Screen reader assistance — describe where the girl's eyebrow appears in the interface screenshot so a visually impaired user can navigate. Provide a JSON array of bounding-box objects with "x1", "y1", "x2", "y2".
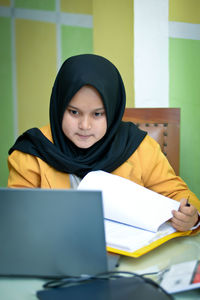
[
  {"x1": 68, "y1": 105, "x2": 105, "y2": 111},
  {"x1": 67, "y1": 105, "x2": 78, "y2": 110},
  {"x1": 93, "y1": 107, "x2": 105, "y2": 111}
]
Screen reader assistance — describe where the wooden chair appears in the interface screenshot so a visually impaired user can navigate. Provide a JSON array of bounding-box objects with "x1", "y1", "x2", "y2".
[{"x1": 123, "y1": 108, "x2": 180, "y2": 175}]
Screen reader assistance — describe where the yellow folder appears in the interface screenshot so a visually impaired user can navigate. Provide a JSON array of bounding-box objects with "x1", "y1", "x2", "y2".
[{"x1": 107, "y1": 230, "x2": 192, "y2": 258}]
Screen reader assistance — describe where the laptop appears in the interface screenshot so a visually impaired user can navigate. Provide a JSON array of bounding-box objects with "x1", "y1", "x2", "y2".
[{"x1": 0, "y1": 188, "x2": 119, "y2": 278}]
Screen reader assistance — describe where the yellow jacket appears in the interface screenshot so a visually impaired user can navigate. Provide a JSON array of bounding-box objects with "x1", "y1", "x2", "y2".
[{"x1": 7, "y1": 124, "x2": 200, "y2": 212}]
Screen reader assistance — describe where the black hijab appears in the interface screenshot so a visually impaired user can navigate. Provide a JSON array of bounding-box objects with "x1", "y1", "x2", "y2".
[{"x1": 9, "y1": 54, "x2": 147, "y2": 178}]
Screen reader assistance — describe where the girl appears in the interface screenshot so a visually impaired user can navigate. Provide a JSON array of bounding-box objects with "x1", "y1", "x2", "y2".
[{"x1": 8, "y1": 54, "x2": 200, "y2": 232}]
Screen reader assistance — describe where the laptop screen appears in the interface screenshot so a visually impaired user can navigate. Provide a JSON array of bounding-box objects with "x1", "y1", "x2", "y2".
[{"x1": 0, "y1": 188, "x2": 108, "y2": 278}]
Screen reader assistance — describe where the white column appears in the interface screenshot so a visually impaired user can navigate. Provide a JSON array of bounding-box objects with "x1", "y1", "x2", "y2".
[{"x1": 134, "y1": 0, "x2": 169, "y2": 107}]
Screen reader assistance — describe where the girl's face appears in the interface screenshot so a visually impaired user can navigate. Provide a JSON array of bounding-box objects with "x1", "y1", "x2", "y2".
[{"x1": 62, "y1": 85, "x2": 107, "y2": 149}]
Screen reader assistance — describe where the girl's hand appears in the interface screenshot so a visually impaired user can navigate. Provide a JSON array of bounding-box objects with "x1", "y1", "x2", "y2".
[{"x1": 171, "y1": 198, "x2": 199, "y2": 231}]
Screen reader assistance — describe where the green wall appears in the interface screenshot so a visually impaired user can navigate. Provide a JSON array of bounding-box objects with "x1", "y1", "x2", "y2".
[
  {"x1": 15, "y1": 0, "x2": 55, "y2": 10},
  {"x1": 0, "y1": 17, "x2": 14, "y2": 187},
  {"x1": 61, "y1": 25, "x2": 93, "y2": 61},
  {"x1": 169, "y1": 38, "x2": 200, "y2": 198}
]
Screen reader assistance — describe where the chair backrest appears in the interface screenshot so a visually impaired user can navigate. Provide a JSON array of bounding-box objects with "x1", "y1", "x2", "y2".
[{"x1": 123, "y1": 108, "x2": 180, "y2": 175}]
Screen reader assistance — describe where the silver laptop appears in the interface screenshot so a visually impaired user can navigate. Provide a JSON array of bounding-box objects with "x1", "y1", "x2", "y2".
[{"x1": 0, "y1": 188, "x2": 118, "y2": 278}]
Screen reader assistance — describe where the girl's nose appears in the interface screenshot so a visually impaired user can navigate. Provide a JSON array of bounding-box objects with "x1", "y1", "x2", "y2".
[{"x1": 79, "y1": 116, "x2": 91, "y2": 130}]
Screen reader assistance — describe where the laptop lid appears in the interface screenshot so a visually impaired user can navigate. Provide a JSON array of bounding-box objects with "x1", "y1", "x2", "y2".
[{"x1": 0, "y1": 188, "x2": 108, "y2": 278}]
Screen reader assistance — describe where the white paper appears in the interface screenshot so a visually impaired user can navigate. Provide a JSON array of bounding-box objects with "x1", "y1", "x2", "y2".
[
  {"x1": 78, "y1": 171, "x2": 179, "y2": 232},
  {"x1": 160, "y1": 260, "x2": 200, "y2": 293},
  {"x1": 104, "y1": 220, "x2": 176, "y2": 253}
]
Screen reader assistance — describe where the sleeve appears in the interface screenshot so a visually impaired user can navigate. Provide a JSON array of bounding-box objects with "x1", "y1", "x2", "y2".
[
  {"x1": 138, "y1": 136, "x2": 200, "y2": 213},
  {"x1": 7, "y1": 150, "x2": 41, "y2": 188}
]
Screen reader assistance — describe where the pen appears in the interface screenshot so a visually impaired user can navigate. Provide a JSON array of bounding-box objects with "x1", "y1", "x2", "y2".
[{"x1": 186, "y1": 195, "x2": 190, "y2": 207}]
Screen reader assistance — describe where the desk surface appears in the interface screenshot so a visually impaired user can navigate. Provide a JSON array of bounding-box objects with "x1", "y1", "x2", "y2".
[{"x1": 1, "y1": 234, "x2": 200, "y2": 300}]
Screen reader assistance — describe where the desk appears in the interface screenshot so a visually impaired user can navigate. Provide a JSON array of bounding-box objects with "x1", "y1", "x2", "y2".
[{"x1": 1, "y1": 234, "x2": 200, "y2": 300}]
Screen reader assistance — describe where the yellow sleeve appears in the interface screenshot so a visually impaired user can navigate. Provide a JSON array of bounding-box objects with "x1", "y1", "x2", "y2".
[
  {"x1": 7, "y1": 150, "x2": 41, "y2": 188},
  {"x1": 137, "y1": 136, "x2": 200, "y2": 212}
]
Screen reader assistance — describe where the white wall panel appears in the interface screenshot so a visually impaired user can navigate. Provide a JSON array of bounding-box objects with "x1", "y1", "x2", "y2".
[{"x1": 134, "y1": 0, "x2": 169, "y2": 107}]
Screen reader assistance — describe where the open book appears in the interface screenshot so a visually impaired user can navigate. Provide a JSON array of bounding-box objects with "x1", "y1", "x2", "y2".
[{"x1": 78, "y1": 171, "x2": 192, "y2": 257}]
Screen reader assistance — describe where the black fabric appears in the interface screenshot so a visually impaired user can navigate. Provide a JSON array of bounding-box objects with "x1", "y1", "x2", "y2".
[{"x1": 9, "y1": 54, "x2": 147, "y2": 178}]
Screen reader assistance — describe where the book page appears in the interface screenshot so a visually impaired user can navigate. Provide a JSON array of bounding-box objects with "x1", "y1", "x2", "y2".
[
  {"x1": 104, "y1": 219, "x2": 176, "y2": 253},
  {"x1": 78, "y1": 170, "x2": 180, "y2": 232}
]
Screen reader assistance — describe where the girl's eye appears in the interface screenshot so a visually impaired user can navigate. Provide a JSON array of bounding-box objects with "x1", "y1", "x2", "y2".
[
  {"x1": 94, "y1": 111, "x2": 104, "y2": 117},
  {"x1": 69, "y1": 109, "x2": 79, "y2": 115}
]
